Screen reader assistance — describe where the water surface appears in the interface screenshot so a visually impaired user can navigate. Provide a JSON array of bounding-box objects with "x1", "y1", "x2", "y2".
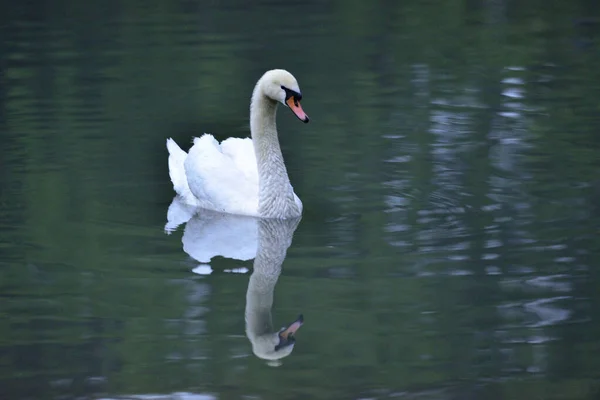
[{"x1": 1, "y1": 1, "x2": 600, "y2": 399}]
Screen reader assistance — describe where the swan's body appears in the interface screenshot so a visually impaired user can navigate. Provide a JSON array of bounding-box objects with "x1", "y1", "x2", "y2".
[{"x1": 167, "y1": 69, "x2": 309, "y2": 219}]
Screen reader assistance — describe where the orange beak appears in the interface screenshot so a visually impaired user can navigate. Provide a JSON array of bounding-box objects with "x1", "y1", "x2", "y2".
[{"x1": 286, "y1": 97, "x2": 309, "y2": 123}]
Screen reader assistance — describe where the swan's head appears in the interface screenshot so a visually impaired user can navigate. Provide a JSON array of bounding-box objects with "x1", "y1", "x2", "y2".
[
  {"x1": 249, "y1": 314, "x2": 304, "y2": 363},
  {"x1": 259, "y1": 69, "x2": 309, "y2": 123}
]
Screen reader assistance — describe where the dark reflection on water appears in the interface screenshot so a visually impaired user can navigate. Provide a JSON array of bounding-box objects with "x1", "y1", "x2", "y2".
[{"x1": 1, "y1": 0, "x2": 600, "y2": 399}]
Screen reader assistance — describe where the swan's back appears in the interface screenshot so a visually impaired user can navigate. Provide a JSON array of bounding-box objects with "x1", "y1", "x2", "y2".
[
  {"x1": 220, "y1": 137, "x2": 259, "y2": 184},
  {"x1": 182, "y1": 134, "x2": 260, "y2": 216}
]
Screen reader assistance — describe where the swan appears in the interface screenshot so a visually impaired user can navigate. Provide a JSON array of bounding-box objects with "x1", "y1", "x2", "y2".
[
  {"x1": 166, "y1": 69, "x2": 310, "y2": 219},
  {"x1": 166, "y1": 196, "x2": 304, "y2": 364}
]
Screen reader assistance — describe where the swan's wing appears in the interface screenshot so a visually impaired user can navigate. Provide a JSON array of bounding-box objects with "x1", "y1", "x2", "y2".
[
  {"x1": 184, "y1": 134, "x2": 259, "y2": 215},
  {"x1": 220, "y1": 137, "x2": 259, "y2": 185}
]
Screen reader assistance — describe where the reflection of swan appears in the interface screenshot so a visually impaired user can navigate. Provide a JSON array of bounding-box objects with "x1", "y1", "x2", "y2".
[
  {"x1": 166, "y1": 197, "x2": 304, "y2": 364},
  {"x1": 166, "y1": 69, "x2": 310, "y2": 219}
]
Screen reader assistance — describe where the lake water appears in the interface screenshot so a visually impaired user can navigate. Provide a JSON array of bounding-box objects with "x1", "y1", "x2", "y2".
[{"x1": 1, "y1": 1, "x2": 600, "y2": 399}]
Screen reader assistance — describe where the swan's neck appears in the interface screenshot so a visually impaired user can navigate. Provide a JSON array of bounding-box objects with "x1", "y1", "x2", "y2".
[{"x1": 250, "y1": 88, "x2": 300, "y2": 218}]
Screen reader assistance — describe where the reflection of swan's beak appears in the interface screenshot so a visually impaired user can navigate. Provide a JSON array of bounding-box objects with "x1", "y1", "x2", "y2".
[
  {"x1": 275, "y1": 314, "x2": 304, "y2": 351},
  {"x1": 280, "y1": 314, "x2": 304, "y2": 339},
  {"x1": 286, "y1": 97, "x2": 309, "y2": 123}
]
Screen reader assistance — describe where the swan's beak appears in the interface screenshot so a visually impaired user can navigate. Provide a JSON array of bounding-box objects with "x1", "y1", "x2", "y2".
[
  {"x1": 286, "y1": 97, "x2": 309, "y2": 123},
  {"x1": 279, "y1": 314, "x2": 304, "y2": 340}
]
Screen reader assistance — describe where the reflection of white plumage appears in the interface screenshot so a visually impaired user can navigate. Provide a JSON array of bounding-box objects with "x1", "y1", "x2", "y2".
[
  {"x1": 166, "y1": 199, "x2": 260, "y2": 263},
  {"x1": 166, "y1": 69, "x2": 309, "y2": 219},
  {"x1": 165, "y1": 197, "x2": 304, "y2": 364}
]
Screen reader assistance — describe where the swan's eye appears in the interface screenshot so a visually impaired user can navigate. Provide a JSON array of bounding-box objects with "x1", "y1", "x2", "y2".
[{"x1": 281, "y1": 85, "x2": 302, "y2": 102}]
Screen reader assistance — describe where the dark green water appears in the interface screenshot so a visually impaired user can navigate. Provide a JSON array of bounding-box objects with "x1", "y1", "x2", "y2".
[{"x1": 1, "y1": 1, "x2": 600, "y2": 399}]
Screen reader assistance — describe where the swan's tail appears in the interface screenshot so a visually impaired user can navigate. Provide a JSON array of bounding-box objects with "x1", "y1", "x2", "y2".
[{"x1": 166, "y1": 138, "x2": 200, "y2": 206}]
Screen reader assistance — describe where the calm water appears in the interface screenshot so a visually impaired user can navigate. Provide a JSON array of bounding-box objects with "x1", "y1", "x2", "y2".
[{"x1": 1, "y1": 1, "x2": 600, "y2": 399}]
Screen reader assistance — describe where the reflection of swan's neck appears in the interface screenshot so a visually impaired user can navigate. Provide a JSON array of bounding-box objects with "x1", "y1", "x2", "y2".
[
  {"x1": 245, "y1": 218, "x2": 300, "y2": 361},
  {"x1": 250, "y1": 85, "x2": 299, "y2": 218},
  {"x1": 245, "y1": 220, "x2": 291, "y2": 338},
  {"x1": 245, "y1": 264, "x2": 279, "y2": 344}
]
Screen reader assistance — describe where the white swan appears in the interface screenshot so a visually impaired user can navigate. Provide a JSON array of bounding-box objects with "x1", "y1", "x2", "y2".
[
  {"x1": 166, "y1": 69, "x2": 309, "y2": 219},
  {"x1": 166, "y1": 196, "x2": 304, "y2": 364}
]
